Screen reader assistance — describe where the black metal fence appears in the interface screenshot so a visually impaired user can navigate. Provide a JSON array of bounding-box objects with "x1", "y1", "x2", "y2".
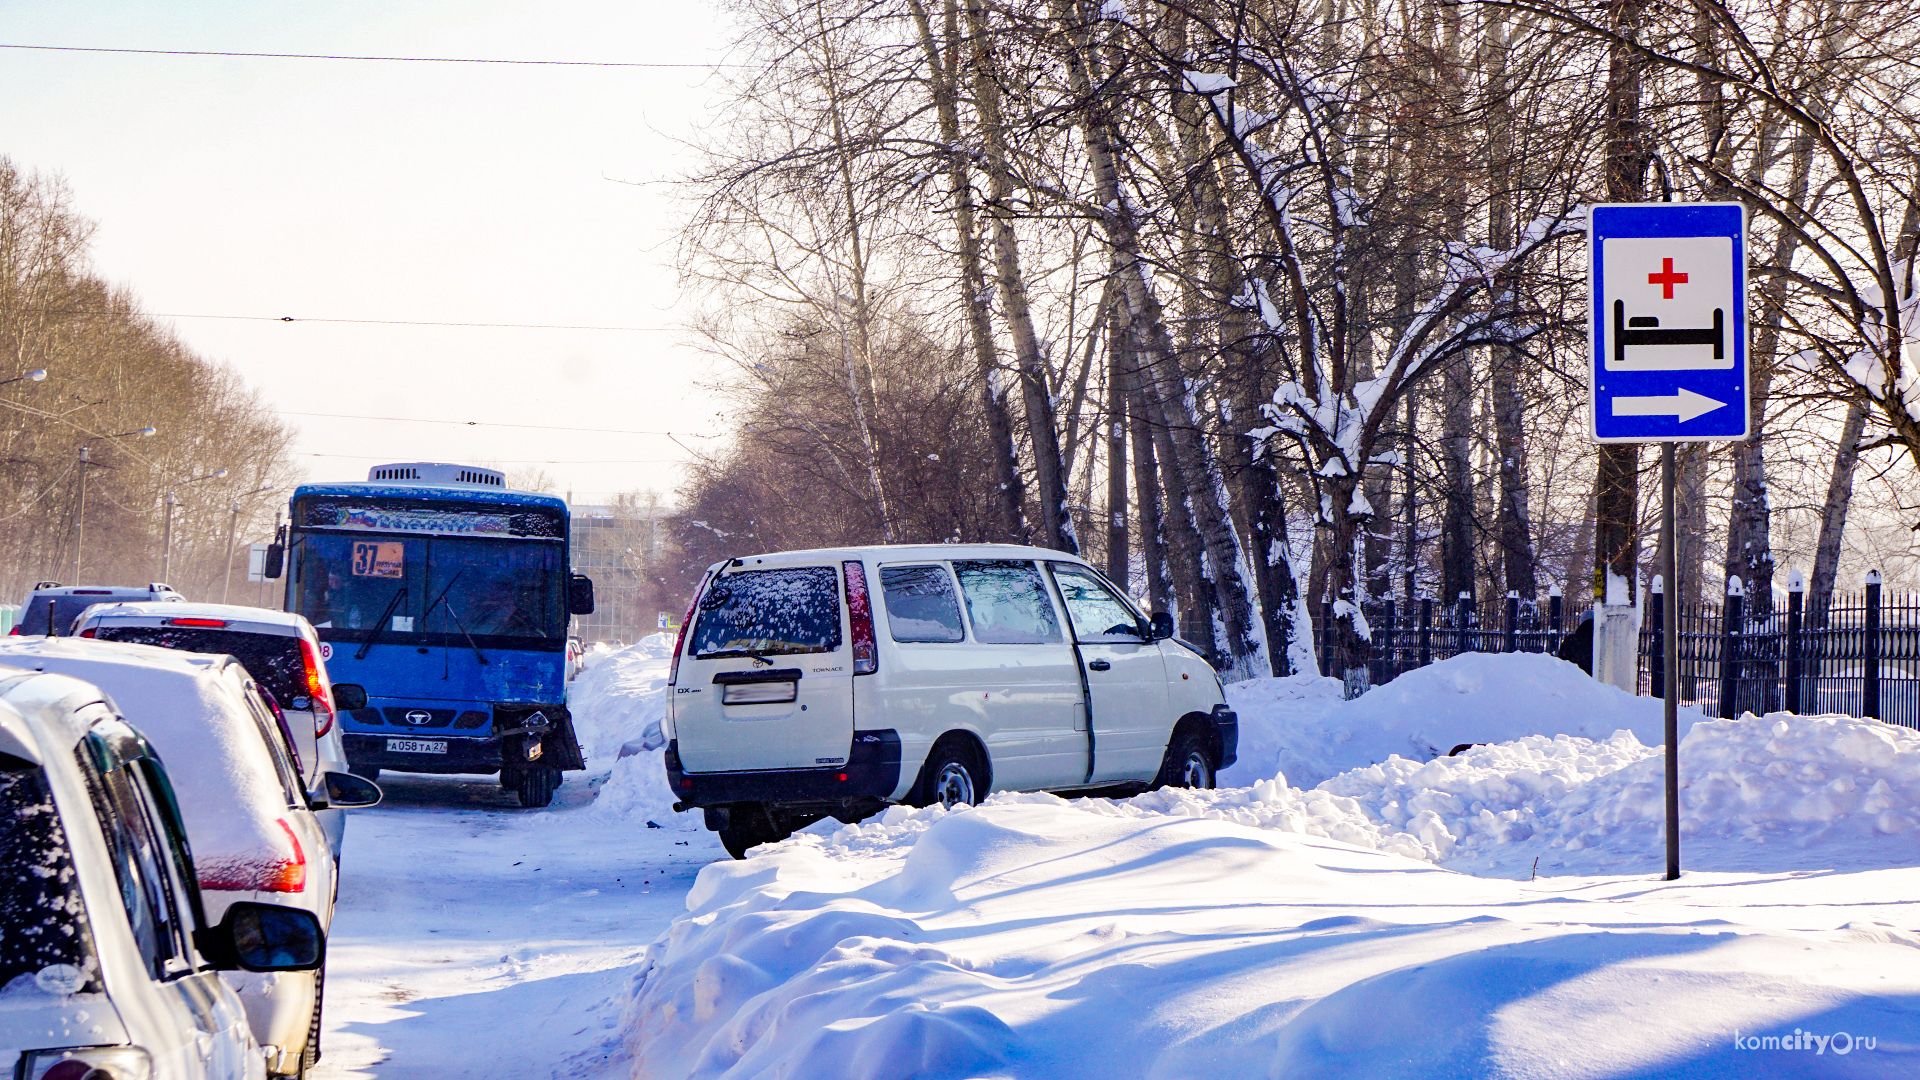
[{"x1": 1313, "y1": 576, "x2": 1919, "y2": 729}]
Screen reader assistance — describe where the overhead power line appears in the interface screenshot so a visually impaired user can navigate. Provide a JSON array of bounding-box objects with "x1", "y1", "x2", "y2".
[
  {"x1": 29, "y1": 309, "x2": 683, "y2": 332},
  {"x1": 0, "y1": 42, "x2": 742, "y2": 68},
  {"x1": 280, "y1": 410, "x2": 715, "y2": 438}
]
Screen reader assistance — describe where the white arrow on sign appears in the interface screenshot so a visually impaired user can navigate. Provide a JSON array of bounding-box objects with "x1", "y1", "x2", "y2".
[{"x1": 1610, "y1": 387, "x2": 1728, "y2": 423}]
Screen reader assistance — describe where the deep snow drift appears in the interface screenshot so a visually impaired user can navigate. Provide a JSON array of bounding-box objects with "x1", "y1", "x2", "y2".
[
  {"x1": 567, "y1": 634, "x2": 703, "y2": 831},
  {"x1": 606, "y1": 651, "x2": 1920, "y2": 1079},
  {"x1": 1222, "y1": 650, "x2": 1708, "y2": 788}
]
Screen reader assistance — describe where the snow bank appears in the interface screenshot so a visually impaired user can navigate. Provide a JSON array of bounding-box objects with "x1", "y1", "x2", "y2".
[
  {"x1": 567, "y1": 633, "x2": 675, "y2": 764},
  {"x1": 623, "y1": 799, "x2": 1920, "y2": 1080},
  {"x1": 1223, "y1": 651, "x2": 1707, "y2": 788},
  {"x1": 565, "y1": 633, "x2": 702, "y2": 830}
]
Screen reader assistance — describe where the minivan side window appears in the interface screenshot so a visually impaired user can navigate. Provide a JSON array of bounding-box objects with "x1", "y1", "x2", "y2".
[
  {"x1": 879, "y1": 565, "x2": 966, "y2": 643},
  {"x1": 952, "y1": 561, "x2": 1062, "y2": 644},
  {"x1": 691, "y1": 566, "x2": 844, "y2": 658},
  {"x1": 1050, "y1": 564, "x2": 1148, "y2": 643}
]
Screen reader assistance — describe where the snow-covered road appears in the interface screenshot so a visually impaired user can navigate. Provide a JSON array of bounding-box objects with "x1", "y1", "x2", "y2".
[{"x1": 309, "y1": 771, "x2": 723, "y2": 1080}]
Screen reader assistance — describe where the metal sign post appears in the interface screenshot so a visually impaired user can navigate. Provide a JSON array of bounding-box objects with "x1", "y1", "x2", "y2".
[{"x1": 1589, "y1": 202, "x2": 1749, "y2": 880}]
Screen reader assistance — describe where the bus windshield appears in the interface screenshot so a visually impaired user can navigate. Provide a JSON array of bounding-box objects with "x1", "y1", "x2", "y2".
[{"x1": 292, "y1": 532, "x2": 566, "y2": 644}]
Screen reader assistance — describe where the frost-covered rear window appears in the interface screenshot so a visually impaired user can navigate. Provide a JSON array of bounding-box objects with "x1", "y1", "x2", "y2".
[
  {"x1": 880, "y1": 565, "x2": 965, "y2": 643},
  {"x1": 93, "y1": 627, "x2": 304, "y2": 705},
  {"x1": 691, "y1": 567, "x2": 843, "y2": 658},
  {"x1": 953, "y1": 561, "x2": 1062, "y2": 645},
  {"x1": 1, "y1": 755, "x2": 100, "y2": 997}
]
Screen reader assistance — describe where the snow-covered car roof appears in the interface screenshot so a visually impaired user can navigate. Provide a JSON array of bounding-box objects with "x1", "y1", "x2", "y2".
[
  {"x1": 0, "y1": 666, "x2": 108, "y2": 765},
  {"x1": 75, "y1": 602, "x2": 311, "y2": 638},
  {"x1": 0, "y1": 637, "x2": 300, "y2": 885}
]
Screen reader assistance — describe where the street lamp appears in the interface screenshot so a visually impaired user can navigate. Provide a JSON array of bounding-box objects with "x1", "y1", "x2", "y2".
[
  {"x1": 222, "y1": 485, "x2": 277, "y2": 604},
  {"x1": 0, "y1": 369, "x2": 48, "y2": 388},
  {"x1": 160, "y1": 468, "x2": 228, "y2": 586},
  {"x1": 73, "y1": 426, "x2": 158, "y2": 584}
]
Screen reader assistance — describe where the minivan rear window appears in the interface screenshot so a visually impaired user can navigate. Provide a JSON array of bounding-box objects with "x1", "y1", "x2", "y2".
[
  {"x1": 91, "y1": 627, "x2": 305, "y2": 706},
  {"x1": 1, "y1": 755, "x2": 100, "y2": 996},
  {"x1": 691, "y1": 567, "x2": 843, "y2": 658}
]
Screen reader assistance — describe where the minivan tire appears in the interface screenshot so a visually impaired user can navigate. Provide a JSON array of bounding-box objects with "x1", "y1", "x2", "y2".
[
  {"x1": 1155, "y1": 727, "x2": 1216, "y2": 790},
  {"x1": 515, "y1": 767, "x2": 559, "y2": 808},
  {"x1": 718, "y1": 802, "x2": 787, "y2": 859},
  {"x1": 913, "y1": 740, "x2": 984, "y2": 809}
]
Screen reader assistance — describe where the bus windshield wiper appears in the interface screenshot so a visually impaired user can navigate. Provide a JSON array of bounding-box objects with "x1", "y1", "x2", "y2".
[
  {"x1": 439, "y1": 599, "x2": 490, "y2": 666},
  {"x1": 355, "y1": 586, "x2": 410, "y2": 660}
]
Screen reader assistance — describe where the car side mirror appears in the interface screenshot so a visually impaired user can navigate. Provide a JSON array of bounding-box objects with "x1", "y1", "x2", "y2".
[
  {"x1": 332, "y1": 683, "x2": 368, "y2": 711},
  {"x1": 317, "y1": 770, "x2": 382, "y2": 810},
  {"x1": 196, "y1": 901, "x2": 324, "y2": 972},
  {"x1": 263, "y1": 542, "x2": 284, "y2": 579},
  {"x1": 1149, "y1": 611, "x2": 1175, "y2": 641},
  {"x1": 569, "y1": 574, "x2": 596, "y2": 616}
]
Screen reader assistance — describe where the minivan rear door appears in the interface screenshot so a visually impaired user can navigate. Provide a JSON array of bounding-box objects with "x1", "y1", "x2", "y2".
[{"x1": 672, "y1": 564, "x2": 855, "y2": 773}]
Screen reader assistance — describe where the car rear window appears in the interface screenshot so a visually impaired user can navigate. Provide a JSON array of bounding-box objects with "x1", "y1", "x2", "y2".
[
  {"x1": 1, "y1": 754, "x2": 101, "y2": 996},
  {"x1": 19, "y1": 596, "x2": 121, "y2": 637},
  {"x1": 92, "y1": 627, "x2": 305, "y2": 705},
  {"x1": 691, "y1": 567, "x2": 843, "y2": 658}
]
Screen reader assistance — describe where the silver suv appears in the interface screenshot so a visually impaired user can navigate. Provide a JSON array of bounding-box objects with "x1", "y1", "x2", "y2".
[{"x1": 13, "y1": 582, "x2": 184, "y2": 636}]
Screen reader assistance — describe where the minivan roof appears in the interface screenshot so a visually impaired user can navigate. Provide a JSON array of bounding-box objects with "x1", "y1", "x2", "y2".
[
  {"x1": 77, "y1": 602, "x2": 306, "y2": 636},
  {"x1": 711, "y1": 543, "x2": 1094, "y2": 569}
]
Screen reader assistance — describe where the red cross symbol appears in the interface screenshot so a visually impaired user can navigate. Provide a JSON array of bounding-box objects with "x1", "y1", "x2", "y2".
[{"x1": 1647, "y1": 257, "x2": 1688, "y2": 298}]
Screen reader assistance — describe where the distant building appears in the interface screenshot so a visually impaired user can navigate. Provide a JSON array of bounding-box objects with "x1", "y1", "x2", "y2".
[{"x1": 568, "y1": 496, "x2": 672, "y2": 645}]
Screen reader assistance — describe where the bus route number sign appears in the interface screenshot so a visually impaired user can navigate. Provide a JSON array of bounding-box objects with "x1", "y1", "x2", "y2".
[{"x1": 351, "y1": 541, "x2": 405, "y2": 578}]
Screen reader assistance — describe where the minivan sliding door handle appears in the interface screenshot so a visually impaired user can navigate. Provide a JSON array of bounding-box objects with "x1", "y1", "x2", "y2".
[{"x1": 1086, "y1": 659, "x2": 1111, "y2": 671}]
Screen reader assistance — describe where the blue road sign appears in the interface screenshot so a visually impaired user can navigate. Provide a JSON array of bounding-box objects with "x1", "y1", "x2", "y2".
[{"x1": 1589, "y1": 203, "x2": 1749, "y2": 443}]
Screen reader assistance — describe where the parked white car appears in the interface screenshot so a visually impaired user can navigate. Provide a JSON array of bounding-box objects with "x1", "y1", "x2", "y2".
[
  {"x1": 664, "y1": 544, "x2": 1237, "y2": 856},
  {"x1": 0, "y1": 639, "x2": 376, "y2": 1079},
  {"x1": 0, "y1": 665, "x2": 326, "y2": 1080},
  {"x1": 72, "y1": 604, "x2": 351, "y2": 859},
  {"x1": 10, "y1": 583, "x2": 184, "y2": 637}
]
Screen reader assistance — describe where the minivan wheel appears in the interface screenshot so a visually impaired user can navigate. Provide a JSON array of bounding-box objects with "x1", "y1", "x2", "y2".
[
  {"x1": 1155, "y1": 728, "x2": 1215, "y2": 790},
  {"x1": 717, "y1": 802, "x2": 788, "y2": 859},
  {"x1": 515, "y1": 767, "x2": 558, "y2": 808},
  {"x1": 915, "y1": 742, "x2": 982, "y2": 809}
]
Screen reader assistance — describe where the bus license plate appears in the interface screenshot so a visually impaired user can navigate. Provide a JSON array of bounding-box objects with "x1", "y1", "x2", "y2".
[{"x1": 387, "y1": 738, "x2": 447, "y2": 754}]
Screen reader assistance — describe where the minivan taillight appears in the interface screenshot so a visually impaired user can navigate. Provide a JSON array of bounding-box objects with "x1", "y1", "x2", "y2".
[
  {"x1": 843, "y1": 561, "x2": 876, "y2": 675},
  {"x1": 668, "y1": 571, "x2": 711, "y2": 686},
  {"x1": 298, "y1": 637, "x2": 336, "y2": 735},
  {"x1": 77, "y1": 627, "x2": 96, "y2": 638}
]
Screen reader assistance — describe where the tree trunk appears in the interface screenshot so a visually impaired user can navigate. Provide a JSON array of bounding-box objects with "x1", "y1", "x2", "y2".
[
  {"x1": 1105, "y1": 297, "x2": 1129, "y2": 586},
  {"x1": 1053, "y1": 0, "x2": 1265, "y2": 678},
  {"x1": 906, "y1": 0, "x2": 1025, "y2": 543},
  {"x1": 1484, "y1": 3, "x2": 1535, "y2": 601},
  {"x1": 1593, "y1": 0, "x2": 1649, "y2": 605},
  {"x1": 1807, "y1": 400, "x2": 1866, "y2": 624},
  {"x1": 1675, "y1": 443, "x2": 1707, "y2": 607},
  {"x1": 966, "y1": 1, "x2": 1075, "y2": 553},
  {"x1": 1439, "y1": 353, "x2": 1475, "y2": 601},
  {"x1": 1127, "y1": 362, "x2": 1171, "y2": 615}
]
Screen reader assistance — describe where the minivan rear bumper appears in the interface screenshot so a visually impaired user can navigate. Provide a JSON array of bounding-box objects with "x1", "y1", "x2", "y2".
[
  {"x1": 1212, "y1": 704, "x2": 1239, "y2": 770},
  {"x1": 666, "y1": 729, "x2": 901, "y2": 809}
]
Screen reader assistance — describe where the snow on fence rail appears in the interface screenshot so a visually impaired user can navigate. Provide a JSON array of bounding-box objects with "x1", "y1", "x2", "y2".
[{"x1": 1316, "y1": 573, "x2": 1919, "y2": 729}]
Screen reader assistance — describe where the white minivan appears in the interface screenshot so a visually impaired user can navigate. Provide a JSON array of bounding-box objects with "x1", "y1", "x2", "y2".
[{"x1": 664, "y1": 544, "x2": 1237, "y2": 856}]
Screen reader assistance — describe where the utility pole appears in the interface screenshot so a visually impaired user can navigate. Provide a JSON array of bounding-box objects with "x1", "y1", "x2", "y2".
[
  {"x1": 73, "y1": 446, "x2": 90, "y2": 584},
  {"x1": 222, "y1": 502, "x2": 241, "y2": 604},
  {"x1": 161, "y1": 491, "x2": 175, "y2": 584}
]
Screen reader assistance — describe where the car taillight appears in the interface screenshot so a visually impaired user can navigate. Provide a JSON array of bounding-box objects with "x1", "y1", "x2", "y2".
[
  {"x1": 843, "y1": 560, "x2": 876, "y2": 675},
  {"x1": 668, "y1": 571, "x2": 711, "y2": 687},
  {"x1": 299, "y1": 637, "x2": 335, "y2": 735},
  {"x1": 21, "y1": 1046, "x2": 153, "y2": 1080},
  {"x1": 6, "y1": 626, "x2": 18, "y2": 635},
  {"x1": 166, "y1": 617, "x2": 229, "y2": 628},
  {"x1": 202, "y1": 819, "x2": 307, "y2": 893},
  {"x1": 77, "y1": 627, "x2": 96, "y2": 638}
]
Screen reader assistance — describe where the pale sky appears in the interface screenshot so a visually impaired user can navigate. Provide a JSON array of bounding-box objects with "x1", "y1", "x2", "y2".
[{"x1": 0, "y1": 0, "x2": 734, "y2": 503}]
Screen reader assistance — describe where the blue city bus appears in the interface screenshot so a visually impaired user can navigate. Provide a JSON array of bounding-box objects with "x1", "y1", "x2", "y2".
[{"x1": 266, "y1": 463, "x2": 595, "y2": 807}]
